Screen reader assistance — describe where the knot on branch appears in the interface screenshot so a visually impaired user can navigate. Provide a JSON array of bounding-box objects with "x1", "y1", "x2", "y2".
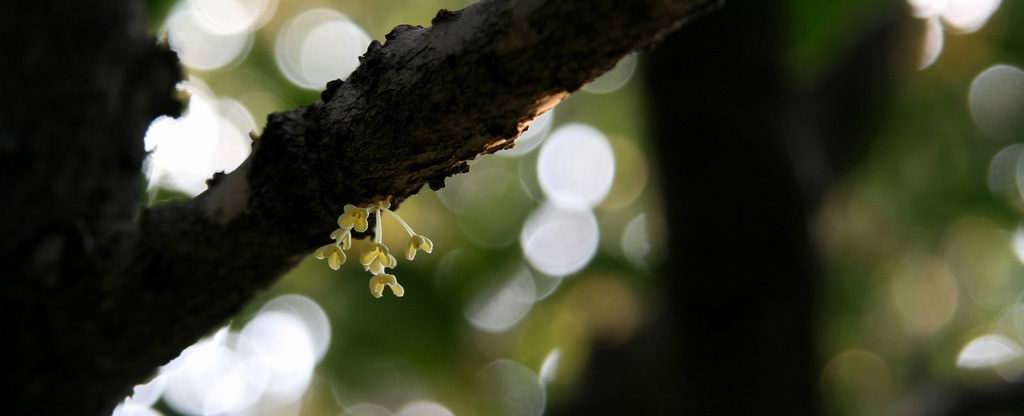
[
  {"x1": 358, "y1": 40, "x2": 385, "y2": 69},
  {"x1": 205, "y1": 171, "x2": 227, "y2": 188},
  {"x1": 428, "y1": 161, "x2": 469, "y2": 191},
  {"x1": 321, "y1": 79, "x2": 344, "y2": 103},
  {"x1": 432, "y1": 9, "x2": 461, "y2": 25},
  {"x1": 385, "y1": 24, "x2": 424, "y2": 42}
]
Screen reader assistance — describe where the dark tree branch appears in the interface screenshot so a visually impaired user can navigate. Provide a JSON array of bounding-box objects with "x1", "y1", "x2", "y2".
[{"x1": 2, "y1": 0, "x2": 719, "y2": 414}]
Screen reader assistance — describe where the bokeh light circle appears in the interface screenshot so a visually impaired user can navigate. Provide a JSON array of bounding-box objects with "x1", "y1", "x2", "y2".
[
  {"x1": 239, "y1": 311, "x2": 317, "y2": 400},
  {"x1": 466, "y1": 268, "x2": 537, "y2": 332},
  {"x1": 520, "y1": 204, "x2": 600, "y2": 277},
  {"x1": 165, "y1": 7, "x2": 253, "y2": 71},
  {"x1": 941, "y1": 0, "x2": 1002, "y2": 33},
  {"x1": 918, "y1": 18, "x2": 944, "y2": 70},
  {"x1": 621, "y1": 213, "x2": 651, "y2": 268},
  {"x1": 396, "y1": 401, "x2": 455, "y2": 416},
  {"x1": 970, "y1": 64, "x2": 1024, "y2": 141},
  {"x1": 907, "y1": 0, "x2": 950, "y2": 18},
  {"x1": 143, "y1": 79, "x2": 255, "y2": 196},
  {"x1": 537, "y1": 124, "x2": 615, "y2": 210},
  {"x1": 437, "y1": 159, "x2": 533, "y2": 247},
  {"x1": 112, "y1": 403, "x2": 164, "y2": 416},
  {"x1": 343, "y1": 403, "x2": 394, "y2": 416},
  {"x1": 476, "y1": 360, "x2": 546, "y2": 416},
  {"x1": 957, "y1": 334, "x2": 1024, "y2": 380},
  {"x1": 259, "y1": 294, "x2": 332, "y2": 362},
  {"x1": 276, "y1": 9, "x2": 372, "y2": 90},
  {"x1": 188, "y1": 0, "x2": 277, "y2": 35},
  {"x1": 582, "y1": 54, "x2": 638, "y2": 94}
]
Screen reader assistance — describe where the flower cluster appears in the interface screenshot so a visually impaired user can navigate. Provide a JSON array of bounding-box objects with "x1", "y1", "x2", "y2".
[{"x1": 314, "y1": 199, "x2": 433, "y2": 298}]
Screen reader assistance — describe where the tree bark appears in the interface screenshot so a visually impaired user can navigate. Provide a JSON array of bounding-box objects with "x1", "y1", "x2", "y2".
[{"x1": 1, "y1": 0, "x2": 719, "y2": 414}]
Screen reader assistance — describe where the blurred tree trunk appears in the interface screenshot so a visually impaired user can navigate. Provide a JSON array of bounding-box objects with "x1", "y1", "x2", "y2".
[
  {"x1": 555, "y1": 4, "x2": 819, "y2": 414},
  {"x1": 557, "y1": 0, "x2": 908, "y2": 414},
  {"x1": 647, "y1": 1, "x2": 821, "y2": 413},
  {"x1": 1, "y1": 2, "x2": 183, "y2": 415}
]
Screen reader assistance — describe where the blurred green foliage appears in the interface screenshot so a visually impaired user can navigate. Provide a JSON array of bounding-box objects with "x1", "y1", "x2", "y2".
[{"x1": 803, "y1": 2, "x2": 1024, "y2": 415}]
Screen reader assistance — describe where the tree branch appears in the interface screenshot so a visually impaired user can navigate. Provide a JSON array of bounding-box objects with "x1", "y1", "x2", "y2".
[{"x1": 3, "y1": 0, "x2": 720, "y2": 413}]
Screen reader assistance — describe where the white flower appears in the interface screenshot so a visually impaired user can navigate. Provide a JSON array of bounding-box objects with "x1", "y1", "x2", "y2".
[
  {"x1": 330, "y1": 227, "x2": 352, "y2": 250},
  {"x1": 369, "y1": 274, "x2": 404, "y2": 298},
  {"x1": 405, "y1": 234, "x2": 433, "y2": 261},
  {"x1": 338, "y1": 204, "x2": 370, "y2": 232},
  {"x1": 360, "y1": 242, "x2": 397, "y2": 275},
  {"x1": 314, "y1": 243, "x2": 346, "y2": 270},
  {"x1": 314, "y1": 197, "x2": 436, "y2": 298}
]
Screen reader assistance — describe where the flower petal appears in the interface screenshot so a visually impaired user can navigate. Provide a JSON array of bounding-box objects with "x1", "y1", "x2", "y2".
[
  {"x1": 314, "y1": 244, "x2": 337, "y2": 259},
  {"x1": 360, "y1": 245, "x2": 380, "y2": 266},
  {"x1": 339, "y1": 215, "x2": 355, "y2": 229},
  {"x1": 328, "y1": 251, "x2": 345, "y2": 270},
  {"x1": 387, "y1": 281, "x2": 405, "y2": 297},
  {"x1": 368, "y1": 260, "x2": 385, "y2": 275},
  {"x1": 340, "y1": 232, "x2": 352, "y2": 250},
  {"x1": 406, "y1": 242, "x2": 417, "y2": 261},
  {"x1": 405, "y1": 235, "x2": 434, "y2": 260},
  {"x1": 369, "y1": 279, "x2": 385, "y2": 298},
  {"x1": 369, "y1": 274, "x2": 398, "y2": 298},
  {"x1": 418, "y1": 236, "x2": 434, "y2": 253},
  {"x1": 340, "y1": 205, "x2": 371, "y2": 232}
]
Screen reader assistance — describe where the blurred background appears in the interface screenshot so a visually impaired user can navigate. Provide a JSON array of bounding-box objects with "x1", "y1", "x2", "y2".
[{"x1": 118, "y1": 0, "x2": 1024, "y2": 415}]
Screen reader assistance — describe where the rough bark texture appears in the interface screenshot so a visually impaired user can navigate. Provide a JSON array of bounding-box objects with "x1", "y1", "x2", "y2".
[{"x1": 1, "y1": 0, "x2": 719, "y2": 414}]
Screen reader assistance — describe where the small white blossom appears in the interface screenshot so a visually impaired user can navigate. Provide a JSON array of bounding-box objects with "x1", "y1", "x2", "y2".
[
  {"x1": 405, "y1": 234, "x2": 433, "y2": 261},
  {"x1": 314, "y1": 243, "x2": 346, "y2": 270},
  {"x1": 330, "y1": 227, "x2": 352, "y2": 250},
  {"x1": 313, "y1": 197, "x2": 435, "y2": 298},
  {"x1": 369, "y1": 274, "x2": 404, "y2": 298},
  {"x1": 360, "y1": 242, "x2": 397, "y2": 276},
  {"x1": 338, "y1": 204, "x2": 370, "y2": 232}
]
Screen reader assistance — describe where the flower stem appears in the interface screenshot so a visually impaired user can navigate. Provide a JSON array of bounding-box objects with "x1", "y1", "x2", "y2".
[
  {"x1": 375, "y1": 209, "x2": 384, "y2": 243},
  {"x1": 384, "y1": 208, "x2": 416, "y2": 236}
]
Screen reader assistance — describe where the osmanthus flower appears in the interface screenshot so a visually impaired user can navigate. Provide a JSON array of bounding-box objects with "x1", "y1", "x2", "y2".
[
  {"x1": 406, "y1": 234, "x2": 433, "y2": 261},
  {"x1": 369, "y1": 274, "x2": 404, "y2": 298},
  {"x1": 313, "y1": 198, "x2": 434, "y2": 298},
  {"x1": 338, "y1": 204, "x2": 370, "y2": 232},
  {"x1": 360, "y1": 242, "x2": 397, "y2": 276},
  {"x1": 314, "y1": 243, "x2": 346, "y2": 270},
  {"x1": 330, "y1": 227, "x2": 352, "y2": 250}
]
